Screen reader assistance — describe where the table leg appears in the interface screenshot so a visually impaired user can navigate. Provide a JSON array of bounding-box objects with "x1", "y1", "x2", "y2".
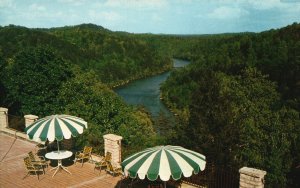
[
  {"x1": 52, "y1": 164, "x2": 61, "y2": 177},
  {"x1": 61, "y1": 165, "x2": 72, "y2": 174},
  {"x1": 50, "y1": 166, "x2": 59, "y2": 171},
  {"x1": 51, "y1": 159, "x2": 72, "y2": 177}
]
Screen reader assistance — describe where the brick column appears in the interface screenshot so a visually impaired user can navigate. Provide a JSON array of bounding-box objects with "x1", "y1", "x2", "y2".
[
  {"x1": 103, "y1": 134, "x2": 123, "y2": 164},
  {"x1": 239, "y1": 167, "x2": 267, "y2": 188},
  {"x1": 0, "y1": 107, "x2": 8, "y2": 130},
  {"x1": 24, "y1": 114, "x2": 39, "y2": 127}
]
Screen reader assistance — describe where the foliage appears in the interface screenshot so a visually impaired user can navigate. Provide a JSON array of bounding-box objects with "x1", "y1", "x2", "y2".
[
  {"x1": 0, "y1": 24, "x2": 172, "y2": 87},
  {"x1": 185, "y1": 68, "x2": 298, "y2": 186},
  {"x1": 1, "y1": 46, "x2": 74, "y2": 116},
  {"x1": 57, "y1": 70, "x2": 156, "y2": 157},
  {"x1": 1, "y1": 22, "x2": 299, "y2": 186},
  {"x1": 0, "y1": 44, "x2": 157, "y2": 157},
  {"x1": 161, "y1": 23, "x2": 300, "y2": 187},
  {"x1": 45, "y1": 24, "x2": 173, "y2": 86},
  {"x1": 0, "y1": 49, "x2": 6, "y2": 105},
  {"x1": 0, "y1": 24, "x2": 167, "y2": 157}
]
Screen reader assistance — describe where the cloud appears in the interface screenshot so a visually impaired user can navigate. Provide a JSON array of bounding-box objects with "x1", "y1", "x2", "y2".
[
  {"x1": 208, "y1": 6, "x2": 249, "y2": 20},
  {"x1": 29, "y1": 4, "x2": 46, "y2": 11},
  {"x1": 89, "y1": 10, "x2": 123, "y2": 22},
  {"x1": 104, "y1": 0, "x2": 168, "y2": 9},
  {"x1": 243, "y1": 0, "x2": 300, "y2": 20},
  {"x1": 245, "y1": 0, "x2": 300, "y2": 10},
  {"x1": 246, "y1": 0, "x2": 282, "y2": 10},
  {"x1": 57, "y1": 0, "x2": 86, "y2": 6},
  {"x1": 152, "y1": 14, "x2": 163, "y2": 22},
  {"x1": 281, "y1": 0, "x2": 300, "y2": 2},
  {"x1": 0, "y1": 0, "x2": 13, "y2": 8}
]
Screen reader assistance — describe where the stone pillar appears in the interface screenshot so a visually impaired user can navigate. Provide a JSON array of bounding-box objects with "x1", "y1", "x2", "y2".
[
  {"x1": 103, "y1": 134, "x2": 123, "y2": 164},
  {"x1": 239, "y1": 167, "x2": 267, "y2": 188},
  {"x1": 0, "y1": 107, "x2": 8, "y2": 130},
  {"x1": 24, "y1": 114, "x2": 39, "y2": 127}
]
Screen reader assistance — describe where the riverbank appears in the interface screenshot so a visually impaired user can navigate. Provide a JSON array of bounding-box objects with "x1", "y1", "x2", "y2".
[
  {"x1": 114, "y1": 59, "x2": 190, "y2": 117},
  {"x1": 111, "y1": 66, "x2": 172, "y2": 89},
  {"x1": 112, "y1": 58, "x2": 189, "y2": 89},
  {"x1": 110, "y1": 60, "x2": 173, "y2": 89}
]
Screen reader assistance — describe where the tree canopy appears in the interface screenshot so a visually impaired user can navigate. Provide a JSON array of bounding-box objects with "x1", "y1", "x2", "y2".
[
  {"x1": 160, "y1": 23, "x2": 300, "y2": 187},
  {"x1": 0, "y1": 22, "x2": 299, "y2": 187},
  {"x1": 1, "y1": 47, "x2": 74, "y2": 116}
]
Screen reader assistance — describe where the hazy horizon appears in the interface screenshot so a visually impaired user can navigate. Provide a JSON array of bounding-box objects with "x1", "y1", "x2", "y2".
[{"x1": 1, "y1": 0, "x2": 300, "y2": 35}]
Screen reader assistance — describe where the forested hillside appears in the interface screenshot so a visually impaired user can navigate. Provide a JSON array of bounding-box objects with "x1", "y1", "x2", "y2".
[
  {"x1": 46, "y1": 24, "x2": 172, "y2": 85},
  {"x1": 0, "y1": 24, "x2": 172, "y2": 87},
  {"x1": 0, "y1": 24, "x2": 171, "y2": 158},
  {"x1": 0, "y1": 22, "x2": 299, "y2": 187},
  {"x1": 161, "y1": 23, "x2": 300, "y2": 187}
]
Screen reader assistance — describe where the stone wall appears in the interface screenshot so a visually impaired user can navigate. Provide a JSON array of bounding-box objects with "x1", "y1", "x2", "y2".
[{"x1": 239, "y1": 167, "x2": 266, "y2": 188}]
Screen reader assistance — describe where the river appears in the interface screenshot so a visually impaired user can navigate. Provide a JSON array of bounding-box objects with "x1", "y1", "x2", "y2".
[{"x1": 114, "y1": 59, "x2": 190, "y2": 117}]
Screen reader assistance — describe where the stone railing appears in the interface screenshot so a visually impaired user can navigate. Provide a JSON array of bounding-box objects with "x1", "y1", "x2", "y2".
[
  {"x1": 2, "y1": 107, "x2": 269, "y2": 184},
  {"x1": 0, "y1": 107, "x2": 31, "y2": 140},
  {"x1": 239, "y1": 167, "x2": 267, "y2": 188},
  {"x1": 1, "y1": 107, "x2": 123, "y2": 164}
]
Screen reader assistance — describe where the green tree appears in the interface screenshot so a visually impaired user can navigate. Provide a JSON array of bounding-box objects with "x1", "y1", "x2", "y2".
[
  {"x1": 184, "y1": 68, "x2": 298, "y2": 187},
  {"x1": 58, "y1": 71, "x2": 156, "y2": 157},
  {"x1": 1, "y1": 46, "x2": 73, "y2": 116},
  {"x1": 0, "y1": 48, "x2": 7, "y2": 105}
]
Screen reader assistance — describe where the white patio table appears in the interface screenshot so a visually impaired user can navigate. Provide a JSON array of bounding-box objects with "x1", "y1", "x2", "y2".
[{"x1": 45, "y1": 150, "x2": 73, "y2": 177}]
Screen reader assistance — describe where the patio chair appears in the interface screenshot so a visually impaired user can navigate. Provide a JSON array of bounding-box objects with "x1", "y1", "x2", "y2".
[
  {"x1": 23, "y1": 156, "x2": 44, "y2": 180},
  {"x1": 74, "y1": 146, "x2": 93, "y2": 167},
  {"x1": 94, "y1": 151, "x2": 112, "y2": 174},
  {"x1": 28, "y1": 151, "x2": 48, "y2": 171},
  {"x1": 106, "y1": 161, "x2": 123, "y2": 177}
]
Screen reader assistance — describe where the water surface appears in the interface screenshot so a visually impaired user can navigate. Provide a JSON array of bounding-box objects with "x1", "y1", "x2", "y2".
[{"x1": 115, "y1": 59, "x2": 189, "y2": 117}]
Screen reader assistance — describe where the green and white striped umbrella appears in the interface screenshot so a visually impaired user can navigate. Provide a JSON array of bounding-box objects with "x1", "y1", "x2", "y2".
[
  {"x1": 121, "y1": 145, "x2": 206, "y2": 182},
  {"x1": 25, "y1": 114, "x2": 87, "y2": 143}
]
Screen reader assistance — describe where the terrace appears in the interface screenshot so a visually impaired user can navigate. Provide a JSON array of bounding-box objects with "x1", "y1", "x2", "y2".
[
  {"x1": 0, "y1": 107, "x2": 268, "y2": 188},
  {"x1": 0, "y1": 133, "x2": 200, "y2": 188},
  {"x1": 0, "y1": 132, "x2": 122, "y2": 188}
]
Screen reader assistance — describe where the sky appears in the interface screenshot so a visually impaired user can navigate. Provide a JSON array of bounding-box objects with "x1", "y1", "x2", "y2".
[{"x1": 0, "y1": 0, "x2": 299, "y2": 34}]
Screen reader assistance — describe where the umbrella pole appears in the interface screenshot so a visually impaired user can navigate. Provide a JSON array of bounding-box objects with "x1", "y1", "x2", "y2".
[
  {"x1": 164, "y1": 181, "x2": 166, "y2": 188},
  {"x1": 57, "y1": 141, "x2": 60, "y2": 152}
]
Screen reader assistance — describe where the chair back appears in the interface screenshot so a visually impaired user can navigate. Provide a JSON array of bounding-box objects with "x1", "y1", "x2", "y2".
[
  {"x1": 106, "y1": 162, "x2": 123, "y2": 176},
  {"x1": 83, "y1": 146, "x2": 92, "y2": 156},
  {"x1": 105, "y1": 151, "x2": 112, "y2": 162},
  {"x1": 107, "y1": 162, "x2": 114, "y2": 171},
  {"x1": 28, "y1": 151, "x2": 35, "y2": 161},
  {"x1": 24, "y1": 156, "x2": 32, "y2": 169}
]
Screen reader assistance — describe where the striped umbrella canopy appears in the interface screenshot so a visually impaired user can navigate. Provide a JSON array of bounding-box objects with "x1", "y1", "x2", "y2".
[
  {"x1": 25, "y1": 115, "x2": 87, "y2": 148},
  {"x1": 121, "y1": 145, "x2": 206, "y2": 182}
]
